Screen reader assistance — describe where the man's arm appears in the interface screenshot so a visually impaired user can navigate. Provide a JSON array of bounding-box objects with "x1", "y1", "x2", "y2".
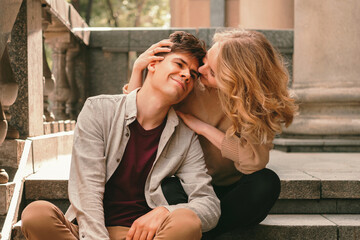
[
  {"x1": 68, "y1": 99, "x2": 109, "y2": 240},
  {"x1": 166, "y1": 133, "x2": 221, "y2": 232}
]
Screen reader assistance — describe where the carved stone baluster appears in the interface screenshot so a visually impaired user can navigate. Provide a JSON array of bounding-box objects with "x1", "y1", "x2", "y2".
[
  {"x1": 42, "y1": 39, "x2": 55, "y2": 122},
  {"x1": 0, "y1": 45, "x2": 19, "y2": 141},
  {"x1": 65, "y1": 45, "x2": 80, "y2": 120},
  {"x1": 42, "y1": 9, "x2": 55, "y2": 122},
  {"x1": 50, "y1": 43, "x2": 71, "y2": 120}
]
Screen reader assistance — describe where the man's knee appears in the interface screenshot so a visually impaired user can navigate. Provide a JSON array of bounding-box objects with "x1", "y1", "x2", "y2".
[{"x1": 21, "y1": 200, "x2": 59, "y2": 232}]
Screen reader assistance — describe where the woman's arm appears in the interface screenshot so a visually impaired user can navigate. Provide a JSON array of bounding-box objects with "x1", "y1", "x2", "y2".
[
  {"x1": 176, "y1": 111, "x2": 273, "y2": 175},
  {"x1": 126, "y1": 40, "x2": 173, "y2": 93},
  {"x1": 176, "y1": 111, "x2": 224, "y2": 149}
]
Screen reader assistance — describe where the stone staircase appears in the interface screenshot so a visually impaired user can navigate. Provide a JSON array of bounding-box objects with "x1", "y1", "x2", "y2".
[
  {"x1": 5, "y1": 150, "x2": 360, "y2": 239},
  {"x1": 0, "y1": 123, "x2": 74, "y2": 240}
]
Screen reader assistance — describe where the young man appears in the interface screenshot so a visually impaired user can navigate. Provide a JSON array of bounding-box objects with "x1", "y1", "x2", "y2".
[{"x1": 21, "y1": 31, "x2": 220, "y2": 240}]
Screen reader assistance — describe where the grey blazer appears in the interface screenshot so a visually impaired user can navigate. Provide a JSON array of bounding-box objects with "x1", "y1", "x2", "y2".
[{"x1": 65, "y1": 90, "x2": 220, "y2": 239}]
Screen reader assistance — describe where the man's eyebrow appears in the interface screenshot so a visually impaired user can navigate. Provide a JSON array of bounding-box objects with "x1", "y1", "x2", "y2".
[{"x1": 174, "y1": 58, "x2": 199, "y2": 78}]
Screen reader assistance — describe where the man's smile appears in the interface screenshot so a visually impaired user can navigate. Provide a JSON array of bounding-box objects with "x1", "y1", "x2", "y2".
[{"x1": 170, "y1": 76, "x2": 186, "y2": 91}]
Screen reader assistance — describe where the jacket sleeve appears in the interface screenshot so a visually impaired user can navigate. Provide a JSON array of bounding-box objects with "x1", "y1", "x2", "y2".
[
  {"x1": 221, "y1": 132, "x2": 273, "y2": 175},
  {"x1": 68, "y1": 99, "x2": 110, "y2": 240},
  {"x1": 164, "y1": 133, "x2": 221, "y2": 232}
]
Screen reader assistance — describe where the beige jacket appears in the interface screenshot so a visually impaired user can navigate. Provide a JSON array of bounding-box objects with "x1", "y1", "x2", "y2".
[{"x1": 65, "y1": 90, "x2": 220, "y2": 239}]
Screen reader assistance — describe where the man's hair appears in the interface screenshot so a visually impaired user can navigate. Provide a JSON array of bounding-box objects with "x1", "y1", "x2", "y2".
[{"x1": 158, "y1": 31, "x2": 206, "y2": 65}]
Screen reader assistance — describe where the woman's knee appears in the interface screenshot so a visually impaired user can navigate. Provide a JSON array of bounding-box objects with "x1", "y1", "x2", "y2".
[{"x1": 251, "y1": 168, "x2": 281, "y2": 200}]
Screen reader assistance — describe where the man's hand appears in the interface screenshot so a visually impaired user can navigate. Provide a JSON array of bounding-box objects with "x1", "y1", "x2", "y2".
[{"x1": 126, "y1": 206, "x2": 170, "y2": 240}]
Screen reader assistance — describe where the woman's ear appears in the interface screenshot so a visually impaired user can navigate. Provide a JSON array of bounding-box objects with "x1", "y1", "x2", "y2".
[{"x1": 147, "y1": 62, "x2": 156, "y2": 73}]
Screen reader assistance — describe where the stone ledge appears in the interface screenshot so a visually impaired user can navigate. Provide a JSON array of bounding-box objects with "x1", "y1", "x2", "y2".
[
  {"x1": 0, "y1": 182, "x2": 15, "y2": 215},
  {"x1": 27, "y1": 131, "x2": 73, "y2": 172},
  {"x1": 274, "y1": 137, "x2": 360, "y2": 152},
  {"x1": 0, "y1": 140, "x2": 25, "y2": 168},
  {"x1": 10, "y1": 214, "x2": 360, "y2": 240},
  {"x1": 217, "y1": 214, "x2": 360, "y2": 240},
  {"x1": 41, "y1": 0, "x2": 89, "y2": 45},
  {"x1": 271, "y1": 199, "x2": 360, "y2": 214}
]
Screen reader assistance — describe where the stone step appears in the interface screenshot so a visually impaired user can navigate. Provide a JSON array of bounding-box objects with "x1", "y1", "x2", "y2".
[
  {"x1": 217, "y1": 214, "x2": 360, "y2": 240},
  {"x1": 10, "y1": 214, "x2": 360, "y2": 240},
  {"x1": 24, "y1": 168, "x2": 360, "y2": 203}
]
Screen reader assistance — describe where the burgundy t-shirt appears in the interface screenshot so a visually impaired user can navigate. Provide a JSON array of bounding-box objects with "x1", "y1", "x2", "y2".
[{"x1": 103, "y1": 119, "x2": 166, "y2": 227}]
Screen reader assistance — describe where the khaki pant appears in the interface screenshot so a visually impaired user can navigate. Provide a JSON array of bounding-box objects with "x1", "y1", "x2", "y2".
[{"x1": 21, "y1": 201, "x2": 202, "y2": 240}]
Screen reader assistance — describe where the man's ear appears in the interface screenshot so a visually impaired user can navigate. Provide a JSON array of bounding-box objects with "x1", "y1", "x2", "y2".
[{"x1": 147, "y1": 62, "x2": 156, "y2": 73}]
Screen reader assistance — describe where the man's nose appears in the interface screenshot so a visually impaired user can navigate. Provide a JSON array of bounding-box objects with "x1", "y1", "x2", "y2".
[{"x1": 180, "y1": 69, "x2": 191, "y2": 80}]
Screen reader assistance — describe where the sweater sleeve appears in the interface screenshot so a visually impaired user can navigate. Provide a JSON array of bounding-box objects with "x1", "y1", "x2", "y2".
[{"x1": 221, "y1": 132, "x2": 273, "y2": 175}]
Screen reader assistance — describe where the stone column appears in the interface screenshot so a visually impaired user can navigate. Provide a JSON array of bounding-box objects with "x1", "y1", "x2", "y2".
[
  {"x1": 8, "y1": 0, "x2": 43, "y2": 138},
  {"x1": 279, "y1": 0, "x2": 360, "y2": 151},
  {"x1": 210, "y1": 0, "x2": 225, "y2": 27},
  {"x1": 238, "y1": 0, "x2": 294, "y2": 29}
]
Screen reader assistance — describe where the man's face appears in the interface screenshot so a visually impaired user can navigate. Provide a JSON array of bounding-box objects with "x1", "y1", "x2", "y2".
[{"x1": 149, "y1": 52, "x2": 199, "y2": 104}]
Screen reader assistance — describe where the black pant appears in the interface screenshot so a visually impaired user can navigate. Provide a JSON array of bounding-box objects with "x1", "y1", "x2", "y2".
[{"x1": 161, "y1": 168, "x2": 281, "y2": 239}]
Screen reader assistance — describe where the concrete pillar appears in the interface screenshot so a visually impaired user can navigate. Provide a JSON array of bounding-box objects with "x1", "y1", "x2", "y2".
[
  {"x1": 279, "y1": 0, "x2": 360, "y2": 151},
  {"x1": 8, "y1": 0, "x2": 43, "y2": 138},
  {"x1": 238, "y1": 0, "x2": 294, "y2": 29},
  {"x1": 211, "y1": 0, "x2": 225, "y2": 27},
  {"x1": 170, "y1": 0, "x2": 210, "y2": 27}
]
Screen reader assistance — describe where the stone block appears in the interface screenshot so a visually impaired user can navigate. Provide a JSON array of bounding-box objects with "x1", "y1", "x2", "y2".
[
  {"x1": 28, "y1": 132, "x2": 73, "y2": 172},
  {"x1": 58, "y1": 120, "x2": 64, "y2": 132},
  {"x1": 90, "y1": 30, "x2": 129, "y2": 50},
  {"x1": 70, "y1": 120, "x2": 76, "y2": 130},
  {"x1": 50, "y1": 121, "x2": 59, "y2": 133},
  {"x1": 277, "y1": 170, "x2": 320, "y2": 199},
  {"x1": 25, "y1": 179, "x2": 68, "y2": 200},
  {"x1": 43, "y1": 122, "x2": 51, "y2": 135},
  {"x1": 89, "y1": 49, "x2": 128, "y2": 96},
  {"x1": 337, "y1": 199, "x2": 360, "y2": 213},
  {"x1": 0, "y1": 139, "x2": 25, "y2": 168},
  {"x1": 323, "y1": 214, "x2": 360, "y2": 240},
  {"x1": 129, "y1": 29, "x2": 170, "y2": 52},
  {"x1": 270, "y1": 199, "x2": 336, "y2": 214},
  {"x1": 217, "y1": 215, "x2": 337, "y2": 240},
  {"x1": 197, "y1": 28, "x2": 210, "y2": 47},
  {"x1": 64, "y1": 120, "x2": 71, "y2": 131},
  {"x1": 307, "y1": 171, "x2": 360, "y2": 198},
  {"x1": 57, "y1": 132, "x2": 73, "y2": 157},
  {"x1": 8, "y1": 0, "x2": 44, "y2": 138},
  {"x1": 0, "y1": 182, "x2": 15, "y2": 215}
]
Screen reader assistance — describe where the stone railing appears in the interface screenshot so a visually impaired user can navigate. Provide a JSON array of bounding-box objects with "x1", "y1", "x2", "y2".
[
  {"x1": 86, "y1": 28, "x2": 293, "y2": 97},
  {"x1": 0, "y1": 0, "x2": 89, "y2": 146}
]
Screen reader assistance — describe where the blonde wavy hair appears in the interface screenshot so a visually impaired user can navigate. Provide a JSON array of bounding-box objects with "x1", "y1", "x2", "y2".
[{"x1": 214, "y1": 30, "x2": 297, "y2": 144}]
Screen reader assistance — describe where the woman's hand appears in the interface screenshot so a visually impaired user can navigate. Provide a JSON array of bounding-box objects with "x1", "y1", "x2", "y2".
[
  {"x1": 176, "y1": 111, "x2": 207, "y2": 135},
  {"x1": 177, "y1": 111, "x2": 225, "y2": 150},
  {"x1": 128, "y1": 39, "x2": 173, "y2": 93},
  {"x1": 133, "y1": 39, "x2": 173, "y2": 72}
]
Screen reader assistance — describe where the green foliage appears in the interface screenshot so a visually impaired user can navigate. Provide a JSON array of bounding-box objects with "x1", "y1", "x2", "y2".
[{"x1": 69, "y1": 0, "x2": 170, "y2": 27}]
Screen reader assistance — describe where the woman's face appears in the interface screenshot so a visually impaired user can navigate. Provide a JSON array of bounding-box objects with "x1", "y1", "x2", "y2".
[{"x1": 198, "y1": 43, "x2": 220, "y2": 88}]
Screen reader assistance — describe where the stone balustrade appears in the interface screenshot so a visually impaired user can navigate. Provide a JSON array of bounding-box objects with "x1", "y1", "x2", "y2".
[{"x1": 0, "y1": 0, "x2": 89, "y2": 144}]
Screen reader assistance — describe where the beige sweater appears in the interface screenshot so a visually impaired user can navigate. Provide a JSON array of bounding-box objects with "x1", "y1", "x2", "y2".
[{"x1": 176, "y1": 84, "x2": 273, "y2": 186}]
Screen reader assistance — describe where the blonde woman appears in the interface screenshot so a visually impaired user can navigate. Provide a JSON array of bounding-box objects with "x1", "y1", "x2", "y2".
[{"x1": 124, "y1": 29, "x2": 297, "y2": 239}]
